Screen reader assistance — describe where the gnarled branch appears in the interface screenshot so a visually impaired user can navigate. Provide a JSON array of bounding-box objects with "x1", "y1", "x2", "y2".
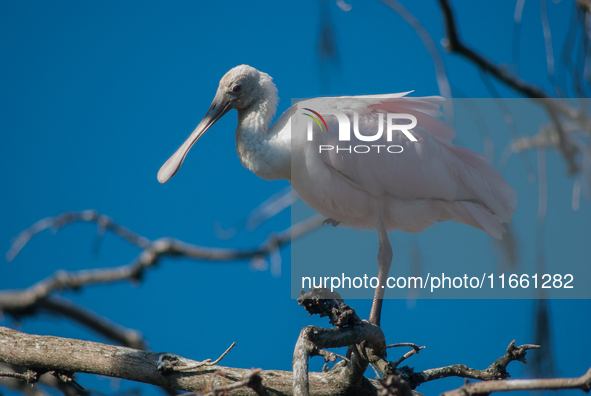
[{"x1": 401, "y1": 340, "x2": 540, "y2": 388}]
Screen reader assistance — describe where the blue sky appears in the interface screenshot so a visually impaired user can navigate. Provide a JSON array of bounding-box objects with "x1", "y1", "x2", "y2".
[{"x1": 1, "y1": 1, "x2": 590, "y2": 396}]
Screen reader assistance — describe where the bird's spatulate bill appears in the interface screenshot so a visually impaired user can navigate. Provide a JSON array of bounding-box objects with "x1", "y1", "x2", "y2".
[{"x1": 157, "y1": 92, "x2": 233, "y2": 184}]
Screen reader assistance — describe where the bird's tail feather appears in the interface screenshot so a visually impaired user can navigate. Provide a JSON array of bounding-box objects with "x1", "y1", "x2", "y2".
[{"x1": 440, "y1": 143, "x2": 517, "y2": 239}]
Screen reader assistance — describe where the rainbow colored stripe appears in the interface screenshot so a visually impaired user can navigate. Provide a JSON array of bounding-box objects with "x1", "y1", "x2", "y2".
[{"x1": 303, "y1": 108, "x2": 328, "y2": 132}]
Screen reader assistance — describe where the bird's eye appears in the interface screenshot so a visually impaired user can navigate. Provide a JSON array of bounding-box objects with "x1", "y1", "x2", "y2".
[{"x1": 232, "y1": 85, "x2": 241, "y2": 93}]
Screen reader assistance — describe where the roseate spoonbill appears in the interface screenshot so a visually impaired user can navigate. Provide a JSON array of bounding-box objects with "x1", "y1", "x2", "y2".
[{"x1": 157, "y1": 65, "x2": 517, "y2": 326}]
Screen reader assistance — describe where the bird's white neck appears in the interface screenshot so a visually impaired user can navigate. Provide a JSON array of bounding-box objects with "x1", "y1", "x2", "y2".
[{"x1": 235, "y1": 85, "x2": 291, "y2": 181}]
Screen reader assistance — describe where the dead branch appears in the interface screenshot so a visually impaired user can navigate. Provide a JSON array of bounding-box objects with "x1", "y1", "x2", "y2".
[
  {"x1": 14, "y1": 294, "x2": 147, "y2": 350},
  {"x1": 0, "y1": 361, "x2": 96, "y2": 396},
  {"x1": 1, "y1": 319, "x2": 589, "y2": 396},
  {"x1": 386, "y1": 343, "x2": 421, "y2": 351},
  {"x1": 390, "y1": 346, "x2": 425, "y2": 369},
  {"x1": 293, "y1": 324, "x2": 386, "y2": 396},
  {"x1": 316, "y1": 349, "x2": 350, "y2": 364},
  {"x1": 0, "y1": 326, "x2": 380, "y2": 396},
  {"x1": 292, "y1": 291, "x2": 547, "y2": 395},
  {"x1": 438, "y1": 0, "x2": 550, "y2": 99},
  {"x1": 402, "y1": 340, "x2": 540, "y2": 388},
  {"x1": 442, "y1": 367, "x2": 591, "y2": 396},
  {"x1": 293, "y1": 289, "x2": 387, "y2": 396},
  {"x1": 3, "y1": 295, "x2": 190, "y2": 396},
  {"x1": 0, "y1": 364, "x2": 53, "y2": 396},
  {"x1": 163, "y1": 343, "x2": 236, "y2": 373},
  {"x1": 0, "y1": 211, "x2": 323, "y2": 314},
  {"x1": 0, "y1": 370, "x2": 38, "y2": 382},
  {"x1": 6, "y1": 210, "x2": 152, "y2": 262},
  {"x1": 297, "y1": 288, "x2": 363, "y2": 328}
]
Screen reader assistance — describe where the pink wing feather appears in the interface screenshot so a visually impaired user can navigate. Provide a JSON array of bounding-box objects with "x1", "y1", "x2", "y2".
[{"x1": 302, "y1": 94, "x2": 517, "y2": 238}]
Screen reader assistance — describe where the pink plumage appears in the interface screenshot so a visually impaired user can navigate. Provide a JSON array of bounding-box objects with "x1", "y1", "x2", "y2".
[{"x1": 291, "y1": 93, "x2": 517, "y2": 239}]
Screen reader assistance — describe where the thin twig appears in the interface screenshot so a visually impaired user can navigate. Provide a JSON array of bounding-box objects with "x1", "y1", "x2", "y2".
[
  {"x1": 386, "y1": 343, "x2": 422, "y2": 351},
  {"x1": 391, "y1": 346, "x2": 425, "y2": 368},
  {"x1": 0, "y1": 371, "x2": 37, "y2": 382},
  {"x1": 167, "y1": 343, "x2": 237, "y2": 372},
  {"x1": 210, "y1": 342, "x2": 236, "y2": 365},
  {"x1": 317, "y1": 349, "x2": 350, "y2": 363}
]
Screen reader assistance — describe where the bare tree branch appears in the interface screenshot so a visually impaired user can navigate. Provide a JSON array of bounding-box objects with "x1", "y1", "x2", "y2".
[
  {"x1": 7, "y1": 295, "x2": 188, "y2": 396},
  {"x1": 441, "y1": 368, "x2": 591, "y2": 396},
  {"x1": 6, "y1": 210, "x2": 151, "y2": 262},
  {"x1": 0, "y1": 371, "x2": 37, "y2": 382},
  {"x1": 1, "y1": 317, "x2": 587, "y2": 396},
  {"x1": 293, "y1": 324, "x2": 386, "y2": 396},
  {"x1": 293, "y1": 289, "x2": 389, "y2": 396},
  {"x1": 386, "y1": 343, "x2": 421, "y2": 351},
  {"x1": 1, "y1": 211, "x2": 323, "y2": 314},
  {"x1": 164, "y1": 343, "x2": 236, "y2": 373},
  {"x1": 390, "y1": 346, "x2": 425, "y2": 369},
  {"x1": 1, "y1": 364, "x2": 52, "y2": 396},
  {"x1": 316, "y1": 349, "x2": 350, "y2": 364},
  {"x1": 0, "y1": 326, "x2": 381, "y2": 396},
  {"x1": 402, "y1": 340, "x2": 540, "y2": 388},
  {"x1": 2, "y1": 294, "x2": 147, "y2": 350},
  {"x1": 438, "y1": 0, "x2": 582, "y2": 174},
  {"x1": 438, "y1": 0, "x2": 550, "y2": 99}
]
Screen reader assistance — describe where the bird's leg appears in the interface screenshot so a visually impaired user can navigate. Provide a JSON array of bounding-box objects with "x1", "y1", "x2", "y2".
[{"x1": 369, "y1": 222, "x2": 392, "y2": 326}]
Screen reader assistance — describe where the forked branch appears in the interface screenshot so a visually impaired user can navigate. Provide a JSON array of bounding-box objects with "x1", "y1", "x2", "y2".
[{"x1": 1, "y1": 210, "x2": 323, "y2": 314}]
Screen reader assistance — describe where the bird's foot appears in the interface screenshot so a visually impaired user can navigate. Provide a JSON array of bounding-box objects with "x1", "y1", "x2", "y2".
[{"x1": 322, "y1": 218, "x2": 341, "y2": 227}]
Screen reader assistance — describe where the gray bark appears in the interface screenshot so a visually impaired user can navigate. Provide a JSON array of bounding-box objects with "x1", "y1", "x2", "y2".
[{"x1": 0, "y1": 326, "x2": 380, "y2": 396}]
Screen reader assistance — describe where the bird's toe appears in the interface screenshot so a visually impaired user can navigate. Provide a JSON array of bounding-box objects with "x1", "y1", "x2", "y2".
[{"x1": 322, "y1": 218, "x2": 341, "y2": 227}]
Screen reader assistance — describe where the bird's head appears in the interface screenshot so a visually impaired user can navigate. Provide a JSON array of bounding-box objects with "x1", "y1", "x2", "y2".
[{"x1": 157, "y1": 65, "x2": 276, "y2": 184}]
